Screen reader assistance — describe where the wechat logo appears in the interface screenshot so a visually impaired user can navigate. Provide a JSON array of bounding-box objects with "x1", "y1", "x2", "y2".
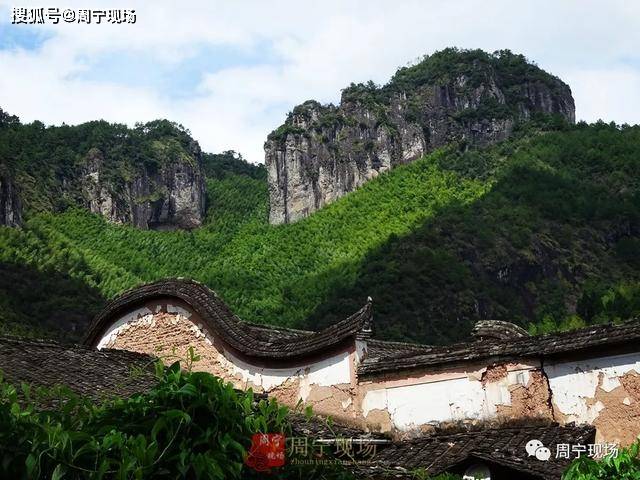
[{"x1": 526, "y1": 439, "x2": 551, "y2": 461}]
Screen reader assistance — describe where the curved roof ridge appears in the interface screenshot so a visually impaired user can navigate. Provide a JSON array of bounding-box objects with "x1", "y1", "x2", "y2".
[
  {"x1": 238, "y1": 319, "x2": 315, "y2": 335},
  {"x1": 359, "y1": 319, "x2": 640, "y2": 376},
  {"x1": 83, "y1": 278, "x2": 371, "y2": 360}
]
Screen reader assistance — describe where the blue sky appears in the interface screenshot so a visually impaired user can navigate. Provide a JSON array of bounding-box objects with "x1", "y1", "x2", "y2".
[
  {"x1": 1, "y1": 0, "x2": 639, "y2": 162},
  {"x1": 0, "y1": 23, "x2": 52, "y2": 49},
  {"x1": 71, "y1": 42, "x2": 281, "y2": 100}
]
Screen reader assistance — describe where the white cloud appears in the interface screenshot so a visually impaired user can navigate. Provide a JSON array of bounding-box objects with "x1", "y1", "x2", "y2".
[
  {"x1": 562, "y1": 68, "x2": 640, "y2": 125},
  {"x1": 0, "y1": 0, "x2": 639, "y2": 162}
]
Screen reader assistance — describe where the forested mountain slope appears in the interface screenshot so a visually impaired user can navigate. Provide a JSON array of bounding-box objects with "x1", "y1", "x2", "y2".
[
  {"x1": 1, "y1": 120, "x2": 638, "y2": 344},
  {"x1": 265, "y1": 48, "x2": 575, "y2": 224},
  {"x1": 0, "y1": 113, "x2": 206, "y2": 230}
]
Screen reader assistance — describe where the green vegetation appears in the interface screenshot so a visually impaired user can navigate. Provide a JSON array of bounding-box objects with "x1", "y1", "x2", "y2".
[
  {"x1": 390, "y1": 48, "x2": 556, "y2": 90},
  {"x1": 1, "y1": 120, "x2": 639, "y2": 343},
  {"x1": 0, "y1": 110, "x2": 198, "y2": 216},
  {"x1": 0, "y1": 261, "x2": 104, "y2": 340},
  {"x1": 307, "y1": 121, "x2": 640, "y2": 341},
  {"x1": 267, "y1": 123, "x2": 308, "y2": 143},
  {"x1": 341, "y1": 47, "x2": 568, "y2": 108},
  {"x1": 563, "y1": 441, "x2": 640, "y2": 479},
  {"x1": 0, "y1": 358, "x2": 356, "y2": 479},
  {"x1": 202, "y1": 150, "x2": 266, "y2": 181}
]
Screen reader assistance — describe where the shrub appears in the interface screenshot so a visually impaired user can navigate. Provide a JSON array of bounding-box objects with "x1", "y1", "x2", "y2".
[
  {"x1": 563, "y1": 442, "x2": 640, "y2": 479},
  {"x1": 0, "y1": 359, "x2": 354, "y2": 479}
]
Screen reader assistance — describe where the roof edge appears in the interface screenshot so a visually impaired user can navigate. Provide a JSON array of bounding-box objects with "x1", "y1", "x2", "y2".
[
  {"x1": 359, "y1": 319, "x2": 640, "y2": 376},
  {"x1": 83, "y1": 278, "x2": 372, "y2": 361}
]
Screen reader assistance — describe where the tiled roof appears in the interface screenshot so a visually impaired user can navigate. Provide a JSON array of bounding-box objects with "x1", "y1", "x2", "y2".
[
  {"x1": 289, "y1": 413, "x2": 388, "y2": 441},
  {"x1": 239, "y1": 321, "x2": 314, "y2": 343},
  {"x1": 0, "y1": 334, "x2": 595, "y2": 479},
  {"x1": 0, "y1": 335, "x2": 157, "y2": 400},
  {"x1": 83, "y1": 278, "x2": 372, "y2": 360},
  {"x1": 365, "y1": 339, "x2": 436, "y2": 359},
  {"x1": 366, "y1": 423, "x2": 595, "y2": 479},
  {"x1": 359, "y1": 320, "x2": 640, "y2": 375}
]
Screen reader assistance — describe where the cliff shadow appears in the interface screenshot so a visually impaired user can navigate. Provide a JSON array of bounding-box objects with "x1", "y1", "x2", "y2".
[
  {"x1": 300, "y1": 162, "x2": 639, "y2": 345},
  {"x1": 0, "y1": 261, "x2": 106, "y2": 341}
]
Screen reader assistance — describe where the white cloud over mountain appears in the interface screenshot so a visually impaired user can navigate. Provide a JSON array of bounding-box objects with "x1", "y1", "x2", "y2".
[{"x1": 0, "y1": 0, "x2": 639, "y2": 162}]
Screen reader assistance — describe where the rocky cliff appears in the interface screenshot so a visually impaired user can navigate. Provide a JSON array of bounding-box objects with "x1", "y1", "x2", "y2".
[
  {"x1": 0, "y1": 173, "x2": 22, "y2": 227},
  {"x1": 0, "y1": 118, "x2": 206, "y2": 230},
  {"x1": 265, "y1": 48, "x2": 575, "y2": 224},
  {"x1": 81, "y1": 145, "x2": 205, "y2": 230}
]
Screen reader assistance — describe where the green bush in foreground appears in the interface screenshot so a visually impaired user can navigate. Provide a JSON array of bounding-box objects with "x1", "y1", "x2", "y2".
[
  {"x1": 0, "y1": 359, "x2": 355, "y2": 480},
  {"x1": 563, "y1": 442, "x2": 640, "y2": 479},
  {"x1": 0, "y1": 358, "x2": 455, "y2": 480}
]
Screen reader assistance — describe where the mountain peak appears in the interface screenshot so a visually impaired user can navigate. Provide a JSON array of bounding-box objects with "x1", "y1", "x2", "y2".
[{"x1": 265, "y1": 48, "x2": 574, "y2": 225}]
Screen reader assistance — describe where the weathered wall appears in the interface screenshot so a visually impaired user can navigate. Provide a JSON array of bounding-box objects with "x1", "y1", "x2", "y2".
[
  {"x1": 97, "y1": 304, "x2": 640, "y2": 443},
  {"x1": 358, "y1": 362, "x2": 551, "y2": 433},
  {"x1": 98, "y1": 300, "x2": 359, "y2": 423},
  {"x1": 358, "y1": 355, "x2": 640, "y2": 443},
  {"x1": 546, "y1": 353, "x2": 640, "y2": 445}
]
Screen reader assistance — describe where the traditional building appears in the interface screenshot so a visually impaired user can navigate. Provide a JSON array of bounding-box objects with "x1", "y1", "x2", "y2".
[
  {"x1": 0, "y1": 334, "x2": 157, "y2": 400},
  {"x1": 82, "y1": 278, "x2": 640, "y2": 448},
  {"x1": 0, "y1": 334, "x2": 596, "y2": 479}
]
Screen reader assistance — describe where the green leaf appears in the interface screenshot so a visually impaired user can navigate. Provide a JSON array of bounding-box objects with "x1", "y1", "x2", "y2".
[
  {"x1": 25, "y1": 453, "x2": 37, "y2": 477},
  {"x1": 51, "y1": 464, "x2": 65, "y2": 480}
]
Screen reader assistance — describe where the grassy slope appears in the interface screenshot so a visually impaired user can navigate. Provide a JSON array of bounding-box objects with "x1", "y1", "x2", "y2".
[
  {"x1": 1, "y1": 122, "x2": 639, "y2": 344},
  {"x1": 306, "y1": 123, "x2": 640, "y2": 341}
]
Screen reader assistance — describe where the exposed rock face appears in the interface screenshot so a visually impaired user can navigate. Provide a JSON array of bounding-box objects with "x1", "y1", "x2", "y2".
[
  {"x1": 81, "y1": 146, "x2": 206, "y2": 230},
  {"x1": 1, "y1": 117, "x2": 206, "y2": 230},
  {"x1": 265, "y1": 49, "x2": 575, "y2": 224},
  {"x1": 0, "y1": 174, "x2": 22, "y2": 227}
]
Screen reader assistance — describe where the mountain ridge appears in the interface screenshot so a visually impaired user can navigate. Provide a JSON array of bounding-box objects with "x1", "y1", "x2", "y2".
[
  {"x1": 2, "y1": 120, "x2": 639, "y2": 344},
  {"x1": 0, "y1": 115, "x2": 206, "y2": 230},
  {"x1": 265, "y1": 48, "x2": 575, "y2": 224},
  {"x1": 1, "y1": 49, "x2": 638, "y2": 346}
]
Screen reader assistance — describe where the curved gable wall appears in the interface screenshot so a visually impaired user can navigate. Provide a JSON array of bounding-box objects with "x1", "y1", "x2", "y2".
[
  {"x1": 85, "y1": 278, "x2": 372, "y2": 361},
  {"x1": 95, "y1": 295, "x2": 358, "y2": 423},
  {"x1": 86, "y1": 279, "x2": 640, "y2": 443}
]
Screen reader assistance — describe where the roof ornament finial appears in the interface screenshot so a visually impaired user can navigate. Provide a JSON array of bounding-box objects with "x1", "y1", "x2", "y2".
[
  {"x1": 358, "y1": 296, "x2": 374, "y2": 339},
  {"x1": 472, "y1": 320, "x2": 530, "y2": 342}
]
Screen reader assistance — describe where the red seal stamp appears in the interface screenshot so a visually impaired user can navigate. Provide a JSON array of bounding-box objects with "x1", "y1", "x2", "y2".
[{"x1": 245, "y1": 433, "x2": 285, "y2": 471}]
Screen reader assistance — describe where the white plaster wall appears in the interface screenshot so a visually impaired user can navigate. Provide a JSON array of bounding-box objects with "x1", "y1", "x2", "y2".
[
  {"x1": 97, "y1": 304, "x2": 353, "y2": 401},
  {"x1": 362, "y1": 366, "x2": 534, "y2": 431},
  {"x1": 546, "y1": 352, "x2": 640, "y2": 423},
  {"x1": 222, "y1": 348, "x2": 352, "y2": 396},
  {"x1": 364, "y1": 377, "x2": 486, "y2": 430}
]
